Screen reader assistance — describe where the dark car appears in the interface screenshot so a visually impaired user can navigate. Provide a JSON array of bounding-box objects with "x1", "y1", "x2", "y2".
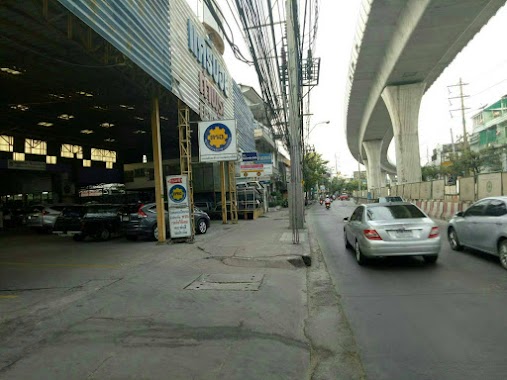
[
  {"x1": 53, "y1": 204, "x2": 131, "y2": 241},
  {"x1": 123, "y1": 202, "x2": 211, "y2": 241}
]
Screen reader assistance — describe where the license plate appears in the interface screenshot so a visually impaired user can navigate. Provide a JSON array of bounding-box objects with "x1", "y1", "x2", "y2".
[
  {"x1": 392, "y1": 230, "x2": 413, "y2": 238},
  {"x1": 122, "y1": 215, "x2": 130, "y2": 222}
]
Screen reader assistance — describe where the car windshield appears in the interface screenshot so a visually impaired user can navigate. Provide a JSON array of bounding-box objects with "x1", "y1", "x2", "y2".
[{"x1": 366, "y1": 205, "x2": 426, "y2": 221}]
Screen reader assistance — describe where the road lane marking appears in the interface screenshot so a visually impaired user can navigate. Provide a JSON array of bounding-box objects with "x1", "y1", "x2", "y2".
[
  {"x1": 0, "y1": 295, "x2": 18, "y2": 299},
  {"x1": 0, "y1": 262, "x2": 119, "y2": 269}
]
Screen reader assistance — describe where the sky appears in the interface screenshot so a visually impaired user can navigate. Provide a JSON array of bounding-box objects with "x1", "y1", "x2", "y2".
[{"x1": 215, "y1": 0, "x2": 507, "y2": 177}]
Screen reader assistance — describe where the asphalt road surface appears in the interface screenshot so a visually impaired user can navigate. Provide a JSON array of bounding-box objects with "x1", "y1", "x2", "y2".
[{"x1": 308, "y1": 200, "x2": 507, "y2": 380}]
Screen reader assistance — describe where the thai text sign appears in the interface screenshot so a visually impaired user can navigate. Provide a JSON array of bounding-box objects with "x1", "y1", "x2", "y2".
[
  {"x1": 169, "y1": 207, "x2": 192, "y2": 238},
  {"x1": 199, "y1": 120, "x2": 238, "y2": 162}
]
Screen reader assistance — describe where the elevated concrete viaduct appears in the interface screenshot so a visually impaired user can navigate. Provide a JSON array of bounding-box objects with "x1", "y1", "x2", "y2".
[{"x1": 346, "y1": 0, "x2": 506, "y2": 189}]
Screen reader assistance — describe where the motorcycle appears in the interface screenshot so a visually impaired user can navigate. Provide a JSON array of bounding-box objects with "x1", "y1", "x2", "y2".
[
  {"x1": 319, "y1": 199, "x2": 323, "y2": 205},
  {"x1": 325, "y1": 202, "x2": 331, "y2": 210}
]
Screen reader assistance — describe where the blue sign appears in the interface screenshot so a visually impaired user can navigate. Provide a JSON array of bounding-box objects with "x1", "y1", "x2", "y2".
[
  {"x1": 204, "y1": 123, "x2": 233, "y2": 152},
  {"x1": 169, "y1": 184, "x2": 187, "y2": 204},
  {"x1": 242, "y1": 152, "x2": 258, "y2": 161}
]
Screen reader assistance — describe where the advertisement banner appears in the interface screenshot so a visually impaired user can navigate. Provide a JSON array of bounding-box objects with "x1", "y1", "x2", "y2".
[
  {"x1": 166, "y1": 175, "x2": 189, "y2": 207},
  {"x1": 199, "y1": 119, "x2": 238, "y2": 162},
  {"x1": 169, "y1": 207, "x2": 192, "y2": 238}
]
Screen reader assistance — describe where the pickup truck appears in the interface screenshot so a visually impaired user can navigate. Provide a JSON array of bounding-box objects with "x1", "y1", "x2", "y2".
[{"x1": 53, "y1": 204, "x2": 134, "y2": 241}]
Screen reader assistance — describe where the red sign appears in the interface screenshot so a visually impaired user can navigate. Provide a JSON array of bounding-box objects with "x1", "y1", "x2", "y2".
[{"x1": 169, "y1": 178, "x2": 183, "y2": 184}]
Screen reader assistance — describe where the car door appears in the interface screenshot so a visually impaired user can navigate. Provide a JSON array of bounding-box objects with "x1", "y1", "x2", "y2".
[
  {"x1": 348, "y1": 206, "x2": 364, "y2": 244},
  {"x1": 481, "y1": 199, "x2": 507, "y2": 254},
  {"x1": 458, "y1": 200, "x2": 489, "y2": 249},
  {"x1": 345, "y1": 207, "x2": 360, "y2": 244}
]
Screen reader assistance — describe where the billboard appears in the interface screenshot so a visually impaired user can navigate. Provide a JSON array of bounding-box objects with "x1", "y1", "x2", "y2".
[{"x1": 199, "y1": 120, "x2": 238, "y2": 162}]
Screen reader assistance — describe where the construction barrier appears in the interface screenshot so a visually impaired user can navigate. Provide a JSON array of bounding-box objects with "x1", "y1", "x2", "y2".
[{"x1": 441, "y1": 202, "x2": 460, "y2": 221}]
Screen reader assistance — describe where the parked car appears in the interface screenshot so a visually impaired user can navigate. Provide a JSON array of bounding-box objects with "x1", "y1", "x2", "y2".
[
  {"x1": 374, "y1": 196, "x2": 404, "y2": 203},
  {"x1": 343, "y1": 202, "x2": 441, "y2": 265},
  {"x1": 25, "y1": 204, "x2": 70, "y2": 232},
  {"x1": 448, "y1": 196, "x2": 507, "y2": 269},
  {"x1": 339, "y1": 193, "x2": 349, "y2": 201},
  {"x1": 123, "y1": 202, "x2": 211, "y2": 241},
  {"x1": 52, "y1": 205, "x2": 86, "y2": 239},
  {"x1": 53, "y1": 204, "x2": 129, "y2": 241}
]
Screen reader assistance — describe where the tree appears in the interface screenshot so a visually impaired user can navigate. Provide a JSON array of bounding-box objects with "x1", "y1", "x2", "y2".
[
  {"x1": 421, "y1": 165, "x2": 442, "y2": 181},
  {"x1": 303, "y1": 152, "x2": 329, "y2": 196}
]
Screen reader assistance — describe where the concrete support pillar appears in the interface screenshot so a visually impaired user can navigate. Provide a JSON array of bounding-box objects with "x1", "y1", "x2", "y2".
[
  {"x1": 363, "y1": 140, "x2": 382, "y2": 190},
  {"x1": 388, "y1": 173, "x2": 396, "y2": 185},
  {"x1": 363, "y1": 159, "x2": 370, "y2": 193},
  {"x1": 381, "y1": 82, "x2": 425, "y2": 183},
  {"x1": 380, "y1": 171, "x2": 387, "y2": 187},
  {"x1": 151, "y1": 96, "x2": 166, "y2": 243}
]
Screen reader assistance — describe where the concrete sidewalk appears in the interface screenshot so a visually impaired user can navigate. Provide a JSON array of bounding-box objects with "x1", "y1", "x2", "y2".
[{"x1": 0, "y1": 209, "x2": 313, "y2": 380}]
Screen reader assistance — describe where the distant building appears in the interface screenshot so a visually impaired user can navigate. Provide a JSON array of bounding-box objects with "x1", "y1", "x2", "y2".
[
  {"x1": 431, "y1": 141, "x2": 465, "y2": 167},
  {"x1": 353, "y1": 170, "x2": 366, "y2": 181},
  {"x1": 469, "y1": 96, "x2": 507, "y2": 153}
]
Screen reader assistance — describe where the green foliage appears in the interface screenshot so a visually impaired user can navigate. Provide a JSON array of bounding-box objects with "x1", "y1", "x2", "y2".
[
  {"x1": 421, "y1": 165, "x2": 441, "y2": 181},
  {"x1": 303, "y1": 152, "x2": 329, "y2": 193}
]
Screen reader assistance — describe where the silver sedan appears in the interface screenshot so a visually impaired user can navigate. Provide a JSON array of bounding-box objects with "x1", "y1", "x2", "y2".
[
  {"x1": 448, "y1": 196, "x2": 507, "y2": 270},
  {"x1": 344, "y1": 202, "x2": 441, "y2": 265}
]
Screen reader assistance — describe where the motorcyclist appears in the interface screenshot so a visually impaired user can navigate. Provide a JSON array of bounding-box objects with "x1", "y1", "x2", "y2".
[{"x1": 324, "y1": 197, "x2": 331, "y2": 207}]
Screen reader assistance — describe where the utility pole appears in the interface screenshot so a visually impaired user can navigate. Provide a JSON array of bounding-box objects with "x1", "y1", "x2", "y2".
[
  {"x1": 448, "y1": 78, "x2": 470, "y2": 150},
  {"x1": 286, "y1": 0, "x2": 304, "y2": 234}
]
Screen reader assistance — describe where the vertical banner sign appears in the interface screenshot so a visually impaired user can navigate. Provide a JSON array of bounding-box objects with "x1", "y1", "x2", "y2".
[
  {"x1": 198, "y1": 119, "x2": 238, "y2": 162},
  {"x1": 166, "y1": 175, "x2": 191, "y2": 238}
]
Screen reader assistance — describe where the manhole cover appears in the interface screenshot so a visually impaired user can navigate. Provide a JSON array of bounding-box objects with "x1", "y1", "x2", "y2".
[{"x1": 185, "y1": 273, "x2": 264, "y2": 291}]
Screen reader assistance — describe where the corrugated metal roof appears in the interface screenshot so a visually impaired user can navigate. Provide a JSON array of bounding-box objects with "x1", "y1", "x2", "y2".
[
  {"x1": 57, "y1": 0, "x2": 172, "y2": 91},
  {"x1": 58, "y1": 0, "x2": 234, "y2": 121}
]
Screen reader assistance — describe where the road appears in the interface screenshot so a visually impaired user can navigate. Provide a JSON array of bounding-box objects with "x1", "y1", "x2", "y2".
[{"x1": 307, "y1": 200, "x2": 507, "y2": 380}]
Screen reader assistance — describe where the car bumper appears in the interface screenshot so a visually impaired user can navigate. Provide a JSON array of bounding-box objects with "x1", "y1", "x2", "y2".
[
  {"x1": 124, "y1": 224, "x2": 152, "y2": 238},
  {"x1": 53, "y1": 230, "x2": 81, "y2": 237},
  {"x1": 360, "y1": 237, "x2": 441, "y2": 257}
]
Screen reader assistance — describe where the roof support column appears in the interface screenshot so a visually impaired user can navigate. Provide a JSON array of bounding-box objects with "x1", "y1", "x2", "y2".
[
  {"x1": 151, "y1": 95, "x2": 166, "y2": 243},
  {"x1": 388, "y1": 173, "x2": 396, "y2": 185},
  {"x1": 363, "y1": 140, "x2": 382, "y2": 190},
  {"x1": 381, "y1": 82, "x2": 425, "y2": 183}
]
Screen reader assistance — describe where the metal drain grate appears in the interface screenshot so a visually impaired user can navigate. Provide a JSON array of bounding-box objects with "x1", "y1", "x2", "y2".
[{"x1": 185, "y1": 274, "x2": 264, "y2": 291}]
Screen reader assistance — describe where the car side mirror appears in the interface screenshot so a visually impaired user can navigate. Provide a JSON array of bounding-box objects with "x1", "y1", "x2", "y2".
[
  {"x1": 455, "y1": 211, "x2": 464, "y2": 217},
  {"x1": 343, "y1": 217, "x2": 349, "y2": 221}
]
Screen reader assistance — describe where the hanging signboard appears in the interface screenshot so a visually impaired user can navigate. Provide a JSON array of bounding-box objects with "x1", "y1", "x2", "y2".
[
  {"x1": 199, "y1": 120, "x2": 238, "y2": 162},
  {"x1": 242, "y1": 152, "x2": 258, "y2": 162},
  {"x1": 169, "y1": 207, "x2": 192, "y2": 238},
  {"x1": 166, "y1": 175, "x2": 189, "y2": 207}
]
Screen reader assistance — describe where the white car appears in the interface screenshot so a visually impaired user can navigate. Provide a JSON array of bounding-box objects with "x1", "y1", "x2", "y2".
[{"x1": 25, "y1": 204, "x2": 69, "y2": 232}]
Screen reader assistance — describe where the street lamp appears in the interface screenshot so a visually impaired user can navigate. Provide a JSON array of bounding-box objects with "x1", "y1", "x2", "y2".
[{"x1": 307, "y1": 120, "x2": 330, "y2": 137}]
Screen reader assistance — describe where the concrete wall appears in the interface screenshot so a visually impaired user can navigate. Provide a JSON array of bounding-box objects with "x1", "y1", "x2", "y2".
[
  {"x1": 477, "y1": 172, "x2": 502, "y2": 199},
  {"x1": 420, "y1": 181, "x2": 431, "y2": 199},
  {"x1": 432, "y1": 180, "x2": 445, "y2": 200},
  {"x1": 459, "y1": 177, "x2": 475, "y2": 201}
]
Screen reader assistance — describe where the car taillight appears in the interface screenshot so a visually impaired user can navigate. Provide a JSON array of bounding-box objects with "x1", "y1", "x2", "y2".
[
  {"x1": 137, "y1": 205, "x2": 147, "y2": 218},
  {"x1": 429, "y1": 226, "x2": 439, "y2": 238},
  {"x1": 363, "y1": 229, "x2": 382, "y2": 240}
]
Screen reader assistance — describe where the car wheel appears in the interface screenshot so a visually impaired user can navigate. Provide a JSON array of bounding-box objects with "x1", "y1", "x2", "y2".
[
  {"x1": 197, "y1": 218, "x2": 207, "y2": 234},
  {"x1": 498, "y1": 240, "x2": 507, "y2": 270},
  {"x1": 423, "y1": 255, "x2": 438, "y2": 264},
  {"x1": 344, "y1": 229, "x2": 351, "y2": 249},
  {"x1": 126, "y1": 235, "x2": 138, "y2": 241},
  {"x1": 95, "y1": 228, "x2": 110, "y2": 241},
  {"x1": 448, "y1": 228, "x2": 464, "y2": 251},
  {"x1": 355, "y1": 241, "x2": 367, "y2": 266},
  {"x1": 153, "y1": 225, "x2": 159, "y2": 241}
]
